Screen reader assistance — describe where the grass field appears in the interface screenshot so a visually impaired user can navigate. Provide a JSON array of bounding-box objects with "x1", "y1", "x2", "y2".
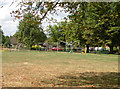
[{"x1": 2, "y1": 50, "x2": 119, "y2": 88}]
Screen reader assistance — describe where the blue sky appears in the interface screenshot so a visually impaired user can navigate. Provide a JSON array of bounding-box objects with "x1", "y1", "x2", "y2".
[{"x1": 0, "y1": 0, "x2": 69, "y2": 36}]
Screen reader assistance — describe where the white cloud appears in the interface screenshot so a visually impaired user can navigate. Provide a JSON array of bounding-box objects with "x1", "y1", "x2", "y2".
[
  {"x1": 0, "y1": 0, "x2": 20, "y2": 36},
  {"x1": 0, "y1": 1, "x2": 69, "y2": 36}
]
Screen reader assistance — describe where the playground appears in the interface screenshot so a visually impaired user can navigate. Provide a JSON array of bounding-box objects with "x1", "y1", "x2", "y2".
[{"x1": 2, "y1": 50, "x2": 119, "y2": 88}]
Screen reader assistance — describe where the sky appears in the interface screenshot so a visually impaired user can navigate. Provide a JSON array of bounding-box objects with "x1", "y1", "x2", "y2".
[{"x1": 0, "y1": 0, "x2": 69, "y2": 36}]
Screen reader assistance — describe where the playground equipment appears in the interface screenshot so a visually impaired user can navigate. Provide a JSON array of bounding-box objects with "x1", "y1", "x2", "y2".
[
  {"x1": 60, "y1": 40, "x2": 80, "y2": 53},
  {"x1": 30, "y1": 41, "x2": 86, "y2": 53}
]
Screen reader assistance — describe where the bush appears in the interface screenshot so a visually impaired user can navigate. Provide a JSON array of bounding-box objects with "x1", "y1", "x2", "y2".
[
  {"x1": 113, "y1": 47, "x2": 117, "y2": 51},
  {"x1": 31, "y1": 45, "x2": 42, "y2": 50},
  {"x1": 98, "y1": 50, "x2": 109, "y2": 54}
]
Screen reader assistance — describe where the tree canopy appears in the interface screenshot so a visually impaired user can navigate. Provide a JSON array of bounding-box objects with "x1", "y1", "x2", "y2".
[
  {"x1": 14, "y1": 13, "x2": 47, "y2": 49},
  {"x1": 46, "y1": 2, "x2": 120, "y2": 53},
  {"x1": 10, "y1": 1, "x2": 120, "y2": 53}
]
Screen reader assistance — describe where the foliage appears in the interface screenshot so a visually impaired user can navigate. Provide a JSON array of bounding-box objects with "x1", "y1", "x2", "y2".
[
  {"x1": 47, "y1": 21, "x2": 80, "y2": 44},
  {"x1": 0, "y1": 26, "x2": 11, "y2": 47},
  {"x1": 11, "y1": 1, "x2": 60, "y2": 23},
  {"x1": 84, "y1": 3, "x2": 120, "y2": 50},
  {"x1": 63, "y1": 2, "x2": 120, "y2": 53},
  {"x1": 46, "y1": 24, "x2": 62, "y2": 42},
  {"x1": 4, "y1": 36, "x2": 11, "y2": 48},
  {"x1": 11, "y1": 2, "x2": 120, "y2": 53},
  {"x1": 0, "y1": 26, "x2": 5, "y2": 45},
  {"x1": 14, "y1": 13, "x2": 47, "y2": 49}
]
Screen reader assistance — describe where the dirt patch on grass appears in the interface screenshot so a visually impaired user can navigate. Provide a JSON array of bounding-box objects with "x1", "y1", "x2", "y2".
[{"x1": 2, "y1": 60, "x2": 118, "y2": 87}]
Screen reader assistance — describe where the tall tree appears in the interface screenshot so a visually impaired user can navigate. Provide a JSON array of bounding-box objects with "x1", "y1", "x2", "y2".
[
  {"x1": 4, "y1": 36, "x2": 11, "y2": 48},
  {"x1": 0, "y1": 25, "x2": 5, "y2": 46},
  {"x1": 15, "y1": 13, "x2": 47, "y2": 49},
  {"x1": 85, "y1": 2, "x2": 120, "y2": 53}
]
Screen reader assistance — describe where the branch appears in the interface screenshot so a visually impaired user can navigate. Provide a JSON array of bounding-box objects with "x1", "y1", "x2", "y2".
[{"x1": 40, "y1": 0, "x2": 60, "y2": 23}]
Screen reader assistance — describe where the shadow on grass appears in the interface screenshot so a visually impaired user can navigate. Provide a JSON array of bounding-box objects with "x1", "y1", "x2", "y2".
[{"x1": 42, "y1": 72, "x2": 119, "y2": 88}]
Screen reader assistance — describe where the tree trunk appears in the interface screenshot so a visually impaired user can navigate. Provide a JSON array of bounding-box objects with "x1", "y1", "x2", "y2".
[
  {"x1": 109, "y1": 45, "x2": 114, "y2": 54},
  {"x1": 86, "y1": 45, "x2": 89, "y2": 53},
  {"x1": 118, "y1": 45, "x2": 120, "y2": 54},
  {"x1": 30, "y1": 44, "x2": 32, "y2": 50}
]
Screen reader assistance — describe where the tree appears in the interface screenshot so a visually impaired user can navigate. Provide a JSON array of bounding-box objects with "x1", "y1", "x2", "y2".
[
  {"x1": 0, "y1": 25, "x2": 11, "y2": 47},
  {"x1": 4, "y1": 36, "x2": 11, "y2": 48},
  {"x1": 60, "y1": 2, "x2": 120, "y2": 53},
  {"x1": 85, "y1": 2, "x2": 120, "y2": 53},
  {"x1": 0, "y1": 25, "x2": 5, "y2": 46},
  {"x1": 63, "y1": 2, "x2": 90, "y2": 52},
  {"x1": 15, "y1": 13, "x2": 47, "y2": 49},
  {"x1": 47, "y1": 21, "x2": 79, "y2": 43},
  {"x1": 46, "y1": 24, "x2": 62, "y2": 42},
  {"x1": 67, "y1": 2, "x2": 120, "y2": 53}
]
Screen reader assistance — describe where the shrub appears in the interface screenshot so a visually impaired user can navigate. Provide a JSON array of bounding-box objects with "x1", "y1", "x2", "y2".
[
  {"x1": 31, "y1": 45, "x2": 36, "y2": 50},
  {"x1": 98, "y1": 50, "x2": 109, "y2": 54},
  {"x1": 31, "y1": 45, "x2": 42, "y2": 50},
  {"x1": 113, "y1": 47, "x2": 117, "y2": 51}
]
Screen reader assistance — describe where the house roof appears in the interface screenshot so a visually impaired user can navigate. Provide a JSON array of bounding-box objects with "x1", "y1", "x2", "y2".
[{"x1": 10, "y1": 36, "x2": 17, "y2": 45}]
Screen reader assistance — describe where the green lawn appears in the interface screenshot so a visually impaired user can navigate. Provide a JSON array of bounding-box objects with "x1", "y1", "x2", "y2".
[{"x1": 2, "y1": 50, "x2": 119, "y2": 88}]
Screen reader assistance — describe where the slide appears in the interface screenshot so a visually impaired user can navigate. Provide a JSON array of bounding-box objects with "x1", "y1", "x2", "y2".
[{"x1": 68, "y1": 50, "x2": 72, "y2": 53}]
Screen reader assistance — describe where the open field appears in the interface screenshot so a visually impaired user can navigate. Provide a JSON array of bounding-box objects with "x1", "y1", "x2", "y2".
[{"x1": 2, "y1": 50, "x2": 119, "y2": 88}]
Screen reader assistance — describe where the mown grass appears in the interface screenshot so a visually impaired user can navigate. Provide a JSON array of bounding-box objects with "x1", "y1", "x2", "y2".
[
  {"x1": 2, "y1": 50, "x2": 118, "y2": 62},
  {"x1": 2, "y1": 50, "x2": 119, "y2": 87}
]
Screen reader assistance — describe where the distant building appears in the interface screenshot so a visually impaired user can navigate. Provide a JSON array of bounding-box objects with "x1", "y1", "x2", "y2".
[{"x1": 10, "y1": 36, "x2": 18, "y2": 47}]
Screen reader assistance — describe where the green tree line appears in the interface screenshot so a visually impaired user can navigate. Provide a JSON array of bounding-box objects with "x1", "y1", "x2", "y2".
[
  {"x1": 46, "y1": 2, "x2": 120, "y2": 53},
  {"x1": 3, "y1": 1, "x2": 120, "y2": 53}
]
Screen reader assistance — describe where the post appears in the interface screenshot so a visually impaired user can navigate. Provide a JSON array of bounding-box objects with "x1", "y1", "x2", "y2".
[
  {"x1": 70, "y1": 42, "x2": 73, "y2": 54},
  {"x1": 86, "y1": 45, "x2": 89, "y2": 53},
  {"x1": 66, "y1": 45, "x2": 67, "y2": 52},
  {"x1": 57, "y1": 42, "x2": 58, "y2": 52},
  {"x1": 47, "y1": 43, "x2": 48, "y2": 51},
  {"x1": 66, "y1": 42, "x2": 67, "y2": 52},
  {"x1": 85, "y1": 45, "x2": 86, "y2": 53},
  {"x1": 71, "y1": 45, "x2": 73, "y2": 54}
]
